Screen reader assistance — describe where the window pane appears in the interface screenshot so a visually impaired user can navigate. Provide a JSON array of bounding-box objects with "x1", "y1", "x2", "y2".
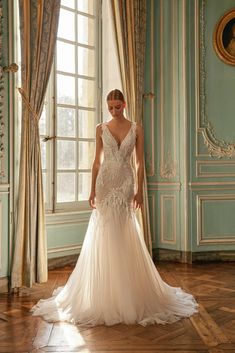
[
  {"x1": 78, "y1": 78, "x2": 95, "y2": 107},
  {"x1": 39, "y1": 107, "x2": 46, "y2": 135},
  {"x1": 78, "y1": 46, "x2": 95, "y2": 76},
  {"x1": 78, "y1": 110, "x2": 96, "y2": 138},
  {"x1": 57, "y1": 107, "x2": 76, "y2": 137},
  {"x1": 78, "y1": 141, "x2": 95, "y2": 169},
  {"x1": 40, "y1": 139, "x2": 46, "y2": 169},
  {"x1": 77, "y1": 14, "x2": 94, "y2": 46},
  {"x1": 77, "y1": 0, "x2": 94, "y2": 15},
  {"x1": 57, "y1": 41, "x2": 75, "y2": 74},
  {"x1": 57, "y1": 173, "x2": 75, "y2": 202},
  {"x1": 57, "y1": 140, "x2": 76, "y2": 169},
  {"x1": 78, "y1": 172, "x2": 91, "y2": 200},
  {"x1": 42, "y1": 172, "x2": 47, "y2": 203},
  {"x1": 61, "y1": 0, "x2": 75, "y2": 9},
  {"x1": 57, "y1": 74, "x2": 75, "y2": 105},
  {"x1": 58, "y1": 9, "x2": 75, "y2": 41}
]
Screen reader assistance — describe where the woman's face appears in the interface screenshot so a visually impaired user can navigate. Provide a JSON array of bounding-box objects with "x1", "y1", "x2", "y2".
[{"x1": 107, "y1": 99, "x2": 126, "y2": 118}]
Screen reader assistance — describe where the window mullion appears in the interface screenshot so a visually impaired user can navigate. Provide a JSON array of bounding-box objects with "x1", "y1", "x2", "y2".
[
  {"x1": 52, "y1": 60, "x2": 57, "y2": 212},
  {"x1": 75, "y1": 0, "x2": 78, "y2": 203}
]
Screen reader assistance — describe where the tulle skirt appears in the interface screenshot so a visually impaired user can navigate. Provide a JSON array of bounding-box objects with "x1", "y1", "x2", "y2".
[{"x1": 31, "y1": 208, "x2": 199, "y2": 326}]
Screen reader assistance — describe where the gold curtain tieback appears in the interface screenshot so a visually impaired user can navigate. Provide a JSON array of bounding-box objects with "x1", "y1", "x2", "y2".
[{"x1": 17, "y1": 87, "x2": 39, "y2": 121}]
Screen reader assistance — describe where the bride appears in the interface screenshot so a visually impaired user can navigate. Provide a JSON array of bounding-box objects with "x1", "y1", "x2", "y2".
[{"x1": 31, "y1": 89, "x2": 199, "y2": 326}]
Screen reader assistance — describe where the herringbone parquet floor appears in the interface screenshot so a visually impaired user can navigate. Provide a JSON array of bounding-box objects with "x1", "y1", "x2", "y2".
[{"x1": 0, "y1": 261, "x2": 235, "y2": 353}]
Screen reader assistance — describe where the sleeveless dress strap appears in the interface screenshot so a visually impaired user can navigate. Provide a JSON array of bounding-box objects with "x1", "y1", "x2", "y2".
[
  {"x1": 132, "y1": 121, "x2": 138, "y2": 137},
  {"x1": 101, "y1": 122, "x2": 107, "y2": 132}
]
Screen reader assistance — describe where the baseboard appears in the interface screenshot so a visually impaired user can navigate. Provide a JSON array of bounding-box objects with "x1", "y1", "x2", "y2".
[
  {"x1": 153, "y1": 248, "x2": 235, "y2": 263},
  {"x1": 192, "y1": 250, "x2": 235, "y2": 262},
  {"x1": 0, "y1": 277, "x2": 9, "y2": 293},
  {"x1": 48, "y1": 254, "x2": 78, "y2": 270}
]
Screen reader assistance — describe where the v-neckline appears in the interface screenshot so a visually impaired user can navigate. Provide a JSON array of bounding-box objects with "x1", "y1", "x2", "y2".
[{"x1": 105, "y1": 122, "x2": 133, "y2": 150}]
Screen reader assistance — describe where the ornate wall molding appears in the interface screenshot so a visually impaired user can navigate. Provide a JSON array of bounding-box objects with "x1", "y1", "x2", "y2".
[
  {"x1": 198, "y1": 0, "x2": 235, "y2": 159},
  {"x1": 159, "y1": 152, "x2": 177, "y2": 179},
  {"x1": 158, "y1": 0, "x2": 178, "y2": 180},
  {"x1": 196, "y1": 160, "x2": 235, "y2": 178},
  {"x1": 148, "y1": 194, "x2": 156, "y2": 243},
  {"x1": 160, "y1": 194, "x2": 177, "y2": 244},
  {"x1": 0, "y1": 1, "x2": 5, "y2": 178},
  {"x1": 197, "y1": 194, "x2": 235, "y2": 245}
]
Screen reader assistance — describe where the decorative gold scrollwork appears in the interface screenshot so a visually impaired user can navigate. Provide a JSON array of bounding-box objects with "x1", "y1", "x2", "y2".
[
  {"x1": 213, "y1": 8, "x2": 235, "y2": 66},
  {"x1": 143, "y1": 92, "x2": 155, "y2": 99},
  {"x1": 3, "y1": 63, "x2": 19, "y2": 73}
]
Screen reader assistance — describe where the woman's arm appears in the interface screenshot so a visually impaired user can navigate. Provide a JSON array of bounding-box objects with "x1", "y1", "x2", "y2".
[
  {"x1": 134, "y1": 123, "x2": 144, "y2": 209},
  {"x1": 89, "y1": 124, "x2": 103, "y2": 208}
]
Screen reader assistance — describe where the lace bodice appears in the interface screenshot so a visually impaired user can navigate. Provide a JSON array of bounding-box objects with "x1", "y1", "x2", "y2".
[
  {"x1": 95, "y1": 122, "x2": 137, "y2": 213},
  {"x1": 101, "y1": 122, "x2": 137, "y2": 162}
]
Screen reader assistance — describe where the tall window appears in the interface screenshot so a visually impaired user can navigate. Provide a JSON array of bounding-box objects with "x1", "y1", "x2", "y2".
[{"x1": 40, "y1": 0, "x2": 101, "y2": 212}]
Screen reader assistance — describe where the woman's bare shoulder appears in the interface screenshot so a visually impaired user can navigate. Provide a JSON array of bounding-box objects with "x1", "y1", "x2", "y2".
[
  {"x1": 135, "y1": 122, "x2": 144, "y2": 135},
  {"x1": 95, "y1": 123, "x2": 104, "y2": 138}
]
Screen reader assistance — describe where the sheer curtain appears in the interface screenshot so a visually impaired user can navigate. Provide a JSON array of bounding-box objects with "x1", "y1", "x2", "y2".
[
  {"x1": 108, "y1": 0, "x2": 152, "y2": 255},
  {"x1": 11, "y1": 0, "x2": 61, "y2": 288},
  {"x1": 102, "y1": 0, "x2": 122, "y2": 120}
]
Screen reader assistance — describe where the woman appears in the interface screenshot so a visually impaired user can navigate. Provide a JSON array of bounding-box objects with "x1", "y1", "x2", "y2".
[{"x1": 31, "y1": 89, "x2": 198, "y2": 326}]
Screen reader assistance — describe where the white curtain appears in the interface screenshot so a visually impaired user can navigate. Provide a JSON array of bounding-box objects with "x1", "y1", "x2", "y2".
[{"x1": 102, "y1": 0, "x2": 122, "y2": 121}]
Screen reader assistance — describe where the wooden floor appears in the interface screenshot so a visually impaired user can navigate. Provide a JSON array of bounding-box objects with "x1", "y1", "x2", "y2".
[{"x1": 0, "y1": 261, "x2": 235, "y2": 353}]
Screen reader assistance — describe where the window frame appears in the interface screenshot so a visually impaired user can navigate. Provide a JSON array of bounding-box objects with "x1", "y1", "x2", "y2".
[{"x1": 40, "y1": 0, "x2": 102, "y2": 214}]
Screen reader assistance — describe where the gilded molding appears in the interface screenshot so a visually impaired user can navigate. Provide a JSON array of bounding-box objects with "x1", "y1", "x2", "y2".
[
  {"x1": 196, "y1": 159, "x2": 235, "y2": 178},
  {"x1": 197, "y1": 194, "x2": 235, "y2": 245},
  {"x1": 159, "y1": 0, "x2": 177, "y2": 180},
  {"x1": 148, "y1": 194, "x2": 156, "y2": 243},
  {"x1": 201, "y1": 124, "x2": 235, "y2": 159},
  {"x1": 160, "y1": 195, "x2": 177, "y2": 244},
  {"x1": 145, "y1": 151, "x2": 154, "y2": 176},
  {"x1": 0, "y1": 1, "x2": 5, "y2": 178},
  {"x1": 159, "y1": 152, "x2": 177, "y2": 180},
  {"x1": 199, "y1": 0, "x2": 235, "y2": 159}
]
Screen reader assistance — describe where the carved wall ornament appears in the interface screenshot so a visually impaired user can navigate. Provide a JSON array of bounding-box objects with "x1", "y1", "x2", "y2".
[
  {"x1": 201, "y1": 121, "x2": 235, "y2": 159},
  {"x1": 213, "y1": 8, "x2": 235, "y2": 66},
  {"x1": 159, "y1": 152, "x2": 177, "y2": 180},
  {"x1": 145, "y1": 151, "x2": 154, "y2": 176},
  {"x1": 199, "y1": 0, "x2": 235, "y2": 159},
  {"x1": 0, "y1": 0, "x2": 5, "y2": 178},
  {"x1": 143, "y1": 92, "x2": 155, "y2": 100}
]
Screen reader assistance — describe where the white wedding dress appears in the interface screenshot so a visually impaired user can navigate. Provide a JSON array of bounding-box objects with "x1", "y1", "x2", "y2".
[{"x1": 31, "y1": 121, "x2": 199, "y2": 326}]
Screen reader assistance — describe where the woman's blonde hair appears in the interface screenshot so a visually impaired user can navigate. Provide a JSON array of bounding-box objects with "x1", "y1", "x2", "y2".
[{"x1": 106, "y1": 89, "x2": 125, "y2": 102}]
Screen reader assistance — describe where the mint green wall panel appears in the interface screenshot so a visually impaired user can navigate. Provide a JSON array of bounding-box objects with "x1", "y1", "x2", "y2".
[
  {"x1": 45, "y1": 209, "x2": 91, "y2": 259},
  {"x1": 204, "y1": 0, "x2": 235, "y2": 140},
  {"x1": 191, "y1": 190, "x2": 235, "y2": 251},
  {"x1": 145, "y1": 0, "x2": 235, "y2": 256},
  {"x1": 202, "y1": 200, "x2": 235, "y2": 238},
  {"x1": 145, "y1": 0, "x2": 182, "y2": 251},
  {"x1": 47, "y1": 222, "x2": 89, "y2": 259},
  {"x1": 189, "y1": 0, "x2": 235, "y2": 252}
]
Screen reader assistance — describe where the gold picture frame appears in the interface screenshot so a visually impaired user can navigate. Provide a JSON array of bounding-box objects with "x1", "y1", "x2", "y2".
[{"x1": 213, "y1": 8, "x2": 235, "y2": 66}]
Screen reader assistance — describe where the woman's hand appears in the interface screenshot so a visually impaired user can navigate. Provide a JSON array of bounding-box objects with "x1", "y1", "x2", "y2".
[
  {"x1": 89, "y1": 191, "x2": 96, "y2": 209},
  {"x1": 133, "y1": 191, "x2": 143, "y2": 210}
]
